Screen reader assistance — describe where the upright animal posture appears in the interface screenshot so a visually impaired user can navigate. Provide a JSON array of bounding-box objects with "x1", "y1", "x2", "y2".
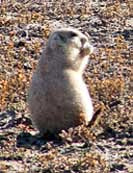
[{"x1": 28, "y1": 28, "x2": 94, "y2": 134}]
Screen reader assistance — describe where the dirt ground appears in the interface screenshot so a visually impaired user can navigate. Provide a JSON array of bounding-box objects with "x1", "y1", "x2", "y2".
[{"x1": 0, "y1": 0, "x2": 132, "y2": 173}]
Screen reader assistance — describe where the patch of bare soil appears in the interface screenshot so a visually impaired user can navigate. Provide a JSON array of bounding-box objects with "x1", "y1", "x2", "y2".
[{"x1": 0, "y1": 0, "x2": 132, "y2": 172}]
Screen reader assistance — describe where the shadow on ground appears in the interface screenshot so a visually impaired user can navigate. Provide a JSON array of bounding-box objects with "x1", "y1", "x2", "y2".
[
  {"x1": 16, "y1": 131, "x2": 62, "y2": 149},
  {"x1": 98, "y1": 126, "x2": 133, "y2": 140}
]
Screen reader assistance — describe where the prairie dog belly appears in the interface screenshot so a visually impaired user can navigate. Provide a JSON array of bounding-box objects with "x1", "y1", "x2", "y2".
[{"x1": 63, "y1": 70, "x2": 93, "y2": 122}]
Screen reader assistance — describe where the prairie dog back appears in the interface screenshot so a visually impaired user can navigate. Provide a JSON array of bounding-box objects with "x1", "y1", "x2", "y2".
[{"x1": 28, "y1": 28, "x2": 94, "y2": 134}]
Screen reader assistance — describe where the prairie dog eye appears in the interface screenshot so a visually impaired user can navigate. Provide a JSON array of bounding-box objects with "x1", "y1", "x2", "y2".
[{"x1": 69, "y1": 32, "x2": 77, "y2": 37}]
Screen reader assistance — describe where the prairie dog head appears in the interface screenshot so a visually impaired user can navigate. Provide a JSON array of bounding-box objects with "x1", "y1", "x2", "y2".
[{"x1": 46, "y1": 28, "x2": 93, "y2": 72}]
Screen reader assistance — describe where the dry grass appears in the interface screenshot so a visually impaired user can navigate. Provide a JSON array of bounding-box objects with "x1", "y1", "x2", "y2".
[{"x1": 0, "y1": 0, "x2": 132, "y2": 172}]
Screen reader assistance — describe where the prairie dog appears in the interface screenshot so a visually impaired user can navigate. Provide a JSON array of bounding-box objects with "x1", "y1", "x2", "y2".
[{"x1": 28, "y1": 28, "x2": 94, "y2": 134}]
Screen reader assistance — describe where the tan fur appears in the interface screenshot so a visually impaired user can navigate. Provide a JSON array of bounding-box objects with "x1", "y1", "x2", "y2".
[{"x1": 28, "y1": 28, "x2": 94, "y2": 134}]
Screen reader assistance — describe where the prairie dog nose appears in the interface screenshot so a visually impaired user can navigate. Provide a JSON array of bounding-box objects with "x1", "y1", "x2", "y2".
[{"x1": 80, "y1": 37, "x2": 87, "y2": 46}]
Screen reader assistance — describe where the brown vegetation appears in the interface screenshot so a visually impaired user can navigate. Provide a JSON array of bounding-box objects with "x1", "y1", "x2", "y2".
[{"x1": 0, "y1": 0, "x2": 132, "y2": 172}]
